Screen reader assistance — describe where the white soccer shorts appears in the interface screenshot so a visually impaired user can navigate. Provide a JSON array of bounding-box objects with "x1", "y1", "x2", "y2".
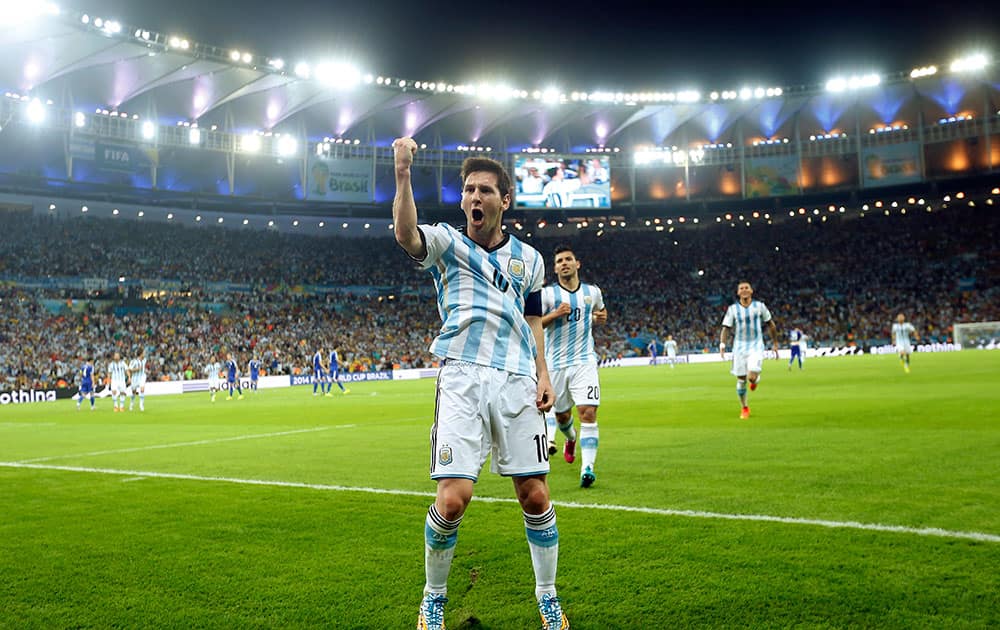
[
  {"x1": 550, "y1": 363, "x2": 601, "y2": 414},
  {"x1": 111, "y1": 379, "x2": 127, "y2": 394},
  {"x1": 730, "y1": 351, "x2": 764, "y2": 377},
  {"x1": 131, "y1": 376, "x2": 146, "y2": 391},
  {"x1": 430, "y1": 361, "x2": 550, "y2": 481},
  {"x1": 895, "y1": 343, "x2": 913, "y2": 355}
]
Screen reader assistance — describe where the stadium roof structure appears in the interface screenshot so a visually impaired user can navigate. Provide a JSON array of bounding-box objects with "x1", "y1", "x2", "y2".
[{"x1": 0, "y1": 5, "x2": 999, "y2": 220}]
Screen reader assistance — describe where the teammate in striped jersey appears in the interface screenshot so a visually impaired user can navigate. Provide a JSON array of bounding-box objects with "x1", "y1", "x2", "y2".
[
  {"x1": 128, "y1": 348, "x2": 147, "y2": 411},
  {"x1": 540, "y1": 244, "x2": 607, "y2": 488},
  {"x1": 205, "y1": 355, "x2": 222, "y2": 403},
  {"x1": 891, "y1": 313, "x2": 919, "y2": 373},
  {"x1": 664, "y1": 335, "x2": 679, "y2": 368},
  {"x1": 393, "y1": 137, "x2": 566, "y2": 630},
  {"x1": 719, "y1": 281, "x2": 779, "y2": 420},
  {"x1": 108, "y1": 352, "x2": 129, "y2": 412}
]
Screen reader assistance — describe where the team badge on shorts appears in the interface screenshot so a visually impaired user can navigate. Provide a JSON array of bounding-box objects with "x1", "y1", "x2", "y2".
[
  {"x1": 438, "y1": 445, "x2": 453, "y2": 466},
  {"x1": 507, "y1": 258, "x2": 525, "y2": 280}
]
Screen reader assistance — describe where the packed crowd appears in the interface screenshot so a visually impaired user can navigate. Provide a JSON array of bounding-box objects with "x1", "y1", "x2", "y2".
[{"x1": 1, "y1": 201, "x2": 997, "y2": 390}]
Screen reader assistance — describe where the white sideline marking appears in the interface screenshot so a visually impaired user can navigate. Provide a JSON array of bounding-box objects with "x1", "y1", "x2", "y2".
[
  {"x1": 121, "y1": 477, "x2": 148, "y2": 483},
  {"x1": 16, "y1": 427, "x2": 334, "y2": 463},
  {"x1": 1, "y1": 461, "x2": 998, "y2": 544}
]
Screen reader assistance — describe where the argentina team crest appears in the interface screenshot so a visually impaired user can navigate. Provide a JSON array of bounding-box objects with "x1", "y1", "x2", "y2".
[
  {"x1": 507, "y1": 258, "x2": 525, "y2": 280},
  {"x1": 438, "y1": 444, "x2": 453, "y2": 466},
  {"x1": 584, "y1": 295, "x2": 593, "y2": 305}
]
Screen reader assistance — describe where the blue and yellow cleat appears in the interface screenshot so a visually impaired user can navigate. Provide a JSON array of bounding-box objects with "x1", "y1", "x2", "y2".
[
  {"x1": 580, "y1": 466, "x2": 595, "y2": 489},
  {"x1": 538, "y1": 593, "x2": 569, "y2": 629},
  {"x1": 417, "y1": 593, "x2": 447, "y2": 630}
]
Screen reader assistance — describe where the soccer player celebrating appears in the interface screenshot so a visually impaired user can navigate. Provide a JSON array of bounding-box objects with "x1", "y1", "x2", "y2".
[
  {"x1": 327, "y1": 346, "x2": 350, "y2": 395},
  {"x1": 719, "y1": 281, "x2": 779, "y2": 420},
  {"x1": 892, "y1": 313, "x2": 919, "y2": 373},
  {"x1": 108, "y1": 352, "x2": 128, "y2": 412},
  {"x1": 392, "y1": 137, "x2": 566, "y2": 630},
  {"x1": 225, "y1": 352, "x2": 243, "y2": 400},
  {"x1": 540, "y1": 244, "x2": 607, "y2": 488},
  {"x1": 128, "y1": 348, "x2": 148, "y2": 411},
  {"x1": 248, "y1": 355, "x2": 261, "y2": 393},
  {"x1": 788, "y1": 327, "x2": 807, "y2": 371},
  {"x1": 312, "y1": 347, "x2": 328, "y2": 396},
  {"x1": 76, "y1": 355, "x2": 96, "y2": 411}
]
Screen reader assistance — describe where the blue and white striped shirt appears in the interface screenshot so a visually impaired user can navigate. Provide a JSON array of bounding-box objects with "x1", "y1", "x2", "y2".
[
  {"x1": 541, "y1": 282, "x2": 605, "y2": 370},
  {"x1": 108, "y1": 360, "x2": 128, "y2": 383},
  {"x1": 417, "y1": 223, "x2": 545, "y2": 377},
  {"x1": 722, "y1": 300, "x2": 773, "y2": 353}
]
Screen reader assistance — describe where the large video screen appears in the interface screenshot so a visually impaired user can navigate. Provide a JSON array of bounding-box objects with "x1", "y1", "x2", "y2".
[{"x1": 514, "y1": 155, "x2": 611, "y2": 209}]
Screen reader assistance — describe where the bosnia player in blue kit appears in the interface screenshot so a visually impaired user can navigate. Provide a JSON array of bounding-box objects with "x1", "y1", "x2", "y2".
[
  {"x1": 225, "y1": 352, "x2": 243, "y2": 400},
  {"x1": 248, "y1": 355, "x2": 261, "y2": 392},
  {"x1": 326, "y1": 347, "x2": 349, "y2": 395},
  {"x1": 720, "y1": 281, "x2": 779, "y2": 419},
  {"x1": 312, "y1": 348, "x2": 327, "y2": 395},
  {"x1": 76, "y1": 356, "x2": 96, "y2": 411},
  {"x1": 788, "y1": 327, "x2": 807, "y2": 371},
  {"x1": 393, "y1": 137, "x2": 567, "y2": 630}
]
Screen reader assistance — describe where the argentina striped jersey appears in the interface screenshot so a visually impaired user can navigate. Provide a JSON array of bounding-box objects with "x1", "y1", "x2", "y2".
[
  {"x1": 721, "y1": 300, "x2": 773, "y2": 354},
  {"x1": 541, "y1": 283, "x2": 605, "y2": 369},
  {"x1": 109, "y1": 360, "x2": 128, "y2": 383},
  {"x1": 129, "y1": 358, "x2": 146, "y2": 379},
  {"x1": 892, "y1": 322, "x2": 915, "y2": 344},
  {"x1": 416, "y1": 223, "x2": 545, "y2": 377}
]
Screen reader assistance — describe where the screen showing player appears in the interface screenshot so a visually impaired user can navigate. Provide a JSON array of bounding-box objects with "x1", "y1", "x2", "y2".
[{"x1": 513, "y1": 154, "x2": 611, "y2": 209}]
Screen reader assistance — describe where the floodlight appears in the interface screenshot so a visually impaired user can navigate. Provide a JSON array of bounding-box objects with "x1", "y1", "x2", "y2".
[
  {"x1": 74, "y1": 111, "x2": 85, "y2": 127},
  {"x1": 188, "y1": 127, "x2": 201, "y2": 144},
  {"x1": 26, "y1": 98, "x2": 45, "y2": 124},
  {"x1": 241, "y1": 134, "x2": 262, "y2": 153},
  {"x1": 315, "y1": 62, "x2": 361, "y2": 89},
  {"x1": 241, "y1": 52, "x2": 252, "y2": 64},
  {"x1": 950, "y1": 53, "x2": 988, "y2": 73},
  {"x1": 230, "y1": 50, "x2": 241, "y2": 61},
  {"x1": 294, "y1": 62, "x2": 311, "y2": 79},
  {"x1": 277, "y1": 135, "x2": 298, "y2": 156},
  {"x1": 141, "y1": 120, "x2": 155, "y2": 139}
]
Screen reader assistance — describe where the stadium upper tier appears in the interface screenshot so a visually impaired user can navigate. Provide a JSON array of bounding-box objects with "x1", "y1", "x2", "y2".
[{"x1": 0, "y1": 6, "x2": 998, "y2": 214}]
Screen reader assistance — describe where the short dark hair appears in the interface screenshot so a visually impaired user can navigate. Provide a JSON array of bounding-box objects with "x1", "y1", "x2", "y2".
[
  {"x1": 554, "y1": 244, "x2": 576, "y2": 258},
  {"x1": 460, "y1": 157, "x2": 513, "y2": 200}
]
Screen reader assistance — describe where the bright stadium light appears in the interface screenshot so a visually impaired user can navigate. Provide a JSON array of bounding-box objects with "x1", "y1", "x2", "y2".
[
  {"x1": 294, "y1": 62, "x2": 311, "y2": 79},
  {"x1": 270, "y1": 58, "x2": 285, "y2": 71},
  {"x1": 230, "y1": 50, "x2": 241, "y2": 61},
  {"x1": 950, "y1": 53, "x2": 988, "y2": 73},
  {"x1": 241, "y1": 52, "x2": 252, "y2": 64},
  {"x1": 315, "y1": 62, "x2": 361, "y2": 89},
  {"x1": 277, "y1": 135, "x2": 298, "y2": 156},
  {"x1": 25, "y1": 98, "x2": 45, "y2": 124},
  {"x1": 141, "y1": 120, "x2": 155, "y2": 139},
  {"x1": 241, "y1": 133, "x2": 262, "y2": 153},
  {"x1": 188, "y1": 127, "x2": 201, "y2": 144},
  {"x1": 74, "y1": 111, "x2": 85, "y2": 127}
]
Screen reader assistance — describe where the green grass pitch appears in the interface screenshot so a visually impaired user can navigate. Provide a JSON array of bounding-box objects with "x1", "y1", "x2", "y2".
[{"x1": 2, "y1": 351, "x2": 999, "y2": 628}]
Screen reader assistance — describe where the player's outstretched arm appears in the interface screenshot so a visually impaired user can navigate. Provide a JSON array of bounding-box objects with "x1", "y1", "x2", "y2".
[
  {"x1": 768, "y1": 320, "x2": 780, "y2": 355},
  {"x1": 392, "y1": 137, "x2": 425, "y2": 259},
  {"x1": 719, "y1": 326, "x2": 729, "y2": 358}
]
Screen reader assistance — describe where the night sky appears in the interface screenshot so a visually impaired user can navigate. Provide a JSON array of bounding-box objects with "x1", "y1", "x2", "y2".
[{"x1": 72, "y1": 0, "x2": 998, "y2": 91}]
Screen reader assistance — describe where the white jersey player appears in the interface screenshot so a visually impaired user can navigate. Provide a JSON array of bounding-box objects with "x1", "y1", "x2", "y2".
[
  {"x1": 204, "y1": 356, "x2": 223, "y2": 402},
  {"x1": 892, "y1": 313, "x2": 919, "y2": 373},
  {"x1": 108, "y1": 352, "x2": 129, "y2": 412},
  {"x1": 664, "y1": 335, "x2": 679, "y2": 368},
  {"x1": 392, "y1": 139, "x2": 566, "y2": 630},
  {"x1": 720, "y1": 281, "x2": 779, "y2": 420},
  {"x1": 128, "y1": 349, "x2": 148, "y2": 411},
  {"x1": 540, "y1": 244, "x2": 607, "y2": 488}
]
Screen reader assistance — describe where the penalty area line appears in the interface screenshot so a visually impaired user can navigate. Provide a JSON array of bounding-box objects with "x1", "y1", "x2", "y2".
[{"x1": 1, "y1": 461, "x2": 997, "y2": 544}]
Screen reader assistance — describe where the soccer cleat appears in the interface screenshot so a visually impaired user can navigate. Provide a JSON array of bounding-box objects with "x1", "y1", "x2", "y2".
[
  {"x1": 238, "y1": 394, "x2": 244, "y2": 400},
  {"x1": 324, "y1": 392, "x2": 333, "y2": 397},
  {"x1": 538, "y1": 593, "x2": 569, "y2": 629},
  {"x1": 740, "y1": 407, "x2": 750, "y2": 420},
  {"x1": 343, "y1": 388, "x2": 351, "y2": 395},
  {"x1": 749, "y1": 381, "x2": 758, "y2": 391},
  {"x1": 548, "y1": 440, "x2": 557, "y2": 456},
  {"x1": 563, "y1": 439, "x2": 576, "y2": 464},
  {"x1": 903, "y1": 365, "x2": 910, "y2": 374},
  {"x1": 417, "y1": 593, "x2": 447, "y2": 630},
  {"x1": 580, "y1": 466, "x2": 595, "y2": 488}
]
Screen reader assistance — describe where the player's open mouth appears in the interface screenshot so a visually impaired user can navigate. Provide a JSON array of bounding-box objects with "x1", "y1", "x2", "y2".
[{"x1": 471, "y1": 209, "x2": 484, "y2": 222}]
